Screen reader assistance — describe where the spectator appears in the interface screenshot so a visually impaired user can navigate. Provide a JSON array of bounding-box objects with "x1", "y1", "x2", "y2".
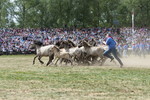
[{"x1": 0, "y1": 27, "x2": 149, "y2": 55}]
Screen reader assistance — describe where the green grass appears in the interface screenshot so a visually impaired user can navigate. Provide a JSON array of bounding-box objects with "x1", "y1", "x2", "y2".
[{"x1": 0, "y1": 55, "x2": 150, "y2": 100}]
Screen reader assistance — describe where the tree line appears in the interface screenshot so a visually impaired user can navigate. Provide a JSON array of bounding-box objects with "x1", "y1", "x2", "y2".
[{"x1": 0, "y1": 0, "x2": 150, "y2": 28}]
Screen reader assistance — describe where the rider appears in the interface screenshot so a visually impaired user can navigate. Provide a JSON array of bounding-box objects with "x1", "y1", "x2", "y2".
[{"x1": 103, "y1": 33, "x2": 123, "y2": 67}]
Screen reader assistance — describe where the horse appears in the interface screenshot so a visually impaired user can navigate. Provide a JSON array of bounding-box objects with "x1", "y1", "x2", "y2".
[
  {"x1": 67, "y1": 39, "x2": 76, "y2": 47},
  {"x1": 30, "y1": 40, "x2": 54, "y2": 66},
  {"x1": 50, "y1": 45, "x2": 73, "y2": 65},
  {"x1": 78, "y1": 40, "x2": 107, "y2": 65}
]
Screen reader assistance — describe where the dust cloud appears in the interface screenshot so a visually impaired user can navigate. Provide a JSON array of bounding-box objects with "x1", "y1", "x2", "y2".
[
  {"x1": 122, "y1": 55, "x2": 150, "y2": 68},
  {"x1": 105, "y1": 55, "x2": 150, "y2": 68}
]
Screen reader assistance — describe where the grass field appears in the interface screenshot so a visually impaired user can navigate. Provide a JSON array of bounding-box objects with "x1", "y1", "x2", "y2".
[{"x1": 0, "y1": 55, "x2": 150, "y2": 100}]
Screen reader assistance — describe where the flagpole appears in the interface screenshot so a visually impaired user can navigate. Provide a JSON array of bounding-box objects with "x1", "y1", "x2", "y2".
[
  {"x1": 132, "y1": 9, "x2": 134, "y2": 34},
  {"x1": 131, "y1": 9, "x2": 135, "y2": 44}
]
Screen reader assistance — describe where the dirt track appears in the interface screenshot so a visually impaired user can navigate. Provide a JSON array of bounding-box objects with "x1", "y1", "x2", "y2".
[
  {"x1": 0, "y1": 55, "x2": 149, "y2": 68},
  {"x1": 105, "y1": 55, "x2": 150, "y2": 68}
]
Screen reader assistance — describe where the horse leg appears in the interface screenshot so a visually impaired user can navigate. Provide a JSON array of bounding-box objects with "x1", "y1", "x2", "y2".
[
  {"x1": 46, "y1": 56, "x2": 51, "y2": 66},
  {"x1": 100, "y1": 57, "x2": 107, "y2": 66},
  {"x1": 33, "y1": 55, "x2": 38, "y2": 65},
  {"x1": 85, "y1": 57, "x2": 91, "y2": 65},
  {"x1": 60, "y1": 58, "x2": 70, "y2": 65},
  {"x1": 60, "y1": 58, "x2": 69, "y2": 65},
  {"x1": 46, "y1": 54, "x2": 54, "y2": 66},
  {"x1": 64, "y1": 59, "x2": 68, "y2": 65},
  {"x1": 59, "y1": 58, "x2": 65, "y2": 65},
  {"x1": 38, "y1": 56, "x2": 44, "y2": 64},
  {"x1": 70, "y1": 59, "x2": 73, "y2": 66},
  {"x1": 55, "y1": 58, "x2": 59, "y2": 65},
  {"x1": 64, "y1": 58, "x2": 72, "y2": 65},
  {"x1": 46, "y1": 56, "x2": 50, "y2": 66},
  {"x1": 92, "y1": 56, "x2": 98, "y2": 65}
]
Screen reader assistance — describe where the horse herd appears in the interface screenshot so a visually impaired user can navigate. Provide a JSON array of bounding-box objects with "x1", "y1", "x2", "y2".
[{"x1": 30, "y1": 39, "x2": 116, "y2": 66}]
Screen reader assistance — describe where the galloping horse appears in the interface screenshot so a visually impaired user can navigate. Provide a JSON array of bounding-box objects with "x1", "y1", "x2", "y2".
[
  {"x1": 30, "y1": 40, "x2": 54, "y2": 66},
  {"x1": 79, "y1": 40, "x2": 107, "y2": 65}
]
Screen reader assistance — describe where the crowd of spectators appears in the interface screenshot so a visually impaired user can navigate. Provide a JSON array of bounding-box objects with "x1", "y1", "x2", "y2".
[{"x1": 0, "y1": 27, "x2": 149, "y2": 56}]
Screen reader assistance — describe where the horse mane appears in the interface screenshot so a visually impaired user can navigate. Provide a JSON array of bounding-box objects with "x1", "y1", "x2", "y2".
[
  {"x1": 59, "y1": 41, "x2": 72, "y2": 49},
  {"x1": 33, "y1": 40, "x2": 43, "y2": 46},
  {"x1": 54, "y1": 45, "x2": 60, "y2": 52},
  {"x1": 78, "y1": 40, "x2": 83, "y2": 48},
  {"x1": 55, "y1": 41, "x2": 61, "y2": 47},
  {"x1": 67, "y1": 40, "x2": 76, "y2": 47},
  {"x1": 89, "y1": 39, "x2": 97, "y2": 46},
  {"x1": 83, "y1": 40, "x2": 92, "y2": 48}
]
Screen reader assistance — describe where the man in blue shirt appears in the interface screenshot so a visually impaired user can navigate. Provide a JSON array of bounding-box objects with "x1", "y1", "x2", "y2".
[{"x1": 103, "y1": 34, "x2": 123, "y2": 67}]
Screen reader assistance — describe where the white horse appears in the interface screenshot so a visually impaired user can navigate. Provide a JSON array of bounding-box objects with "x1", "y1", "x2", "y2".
[
  {"x1": 30, "y1": 41, "x2": 55, "y2": 66},
  {"x1": 78, "y1": 40, "x2": 107, "y2": 65}
]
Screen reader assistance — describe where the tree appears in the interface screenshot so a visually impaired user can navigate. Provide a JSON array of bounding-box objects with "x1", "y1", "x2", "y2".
[
  {"x1": 0, "y1": 0, "x2": 150, "y2": 28},
  {"x1": 0, "y1": 0, "x2": 11, "y2": 27}
]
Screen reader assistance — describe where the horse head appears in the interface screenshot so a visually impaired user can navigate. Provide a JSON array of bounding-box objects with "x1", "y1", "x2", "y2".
[
  {"x1": 82, "y1": 40, "x2": 92, "y2": 48},
  {"x1": 59, "y1": 40, "x2": 72, "y2": 49},
  {"x1": 29, "y1": 44, "x2": 35, "y2": 49},
  {"x1": 55, "y1": 41, "x2": 62, "y2": 47},
  {"x1": 67, "y1": 40, "x2": 76, "y2": 47},
  {"x1": 89, "y1": 39, "x2": 97, "y2": 46},
  {"x1": 33, "y1": 40, "x2": 43, "y2": 46},
  {"x1": 78, "y1": 40, "x2": 83, "y2": 48}
]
